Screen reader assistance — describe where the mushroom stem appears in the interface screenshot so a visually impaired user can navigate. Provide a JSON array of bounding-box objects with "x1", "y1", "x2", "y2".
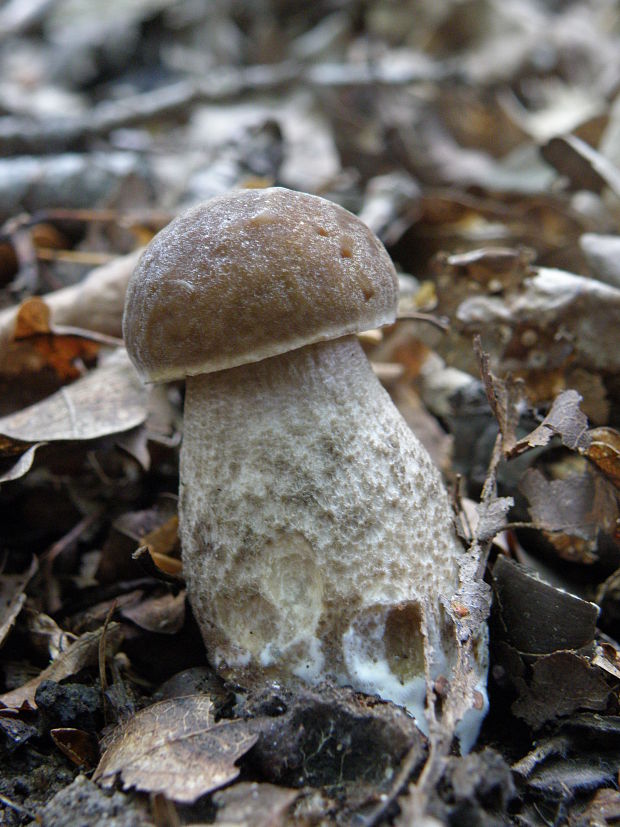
[{"x1": 180, "y1": 335, "x2": 464, "y2": 724}]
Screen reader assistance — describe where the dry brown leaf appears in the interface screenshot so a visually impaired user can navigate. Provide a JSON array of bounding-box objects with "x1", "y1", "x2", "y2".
[
  {"x1": 0, "y1": 555, "x2": 37, "y2": 647},
  {"x1": 473, "y1": 336, "x2": 524, "y2": 454},
  {"x1": 520, "y1": 466, "x2": 618, "y2": 561},
  {"x1": 586, "y1": 426, "x2": 620, "y2": 492},
  {"x1": 93, "y1": 695, "x2": 258, "y2": 803},
  {"x1": 511, "y1": 652, "x2": 611, "y2": 729},
  {"x1": 51, "y1": 727, "x2": 99, "y2": 769},
  {"x1": 141, "y1": 514, "x2": 180, "y2": 560},
  {"x1": 0, "y1": 249, "x2": 142, "y2": 368},
  {"x1": 0, "y1": 443, "x2": 41, "y2": 481},
  {"x1": 119, "y1": 590, "x2": 186, "y2": 635},
  {"x1": 0, "y1": 348, "x2": 148, "y2": 448},
  {"x1": 7, "y1": 296, "x2": 102, "y2": 381},
  {"x1": 96, "y1": 496, "x2": 180, "y2": 584},
  {"x1": 509, "y1": 389, "x2": 590, "y2": 457},
  {"x1": 492, "y1": 556, "x2": 598, "y2": 655},
  {"x1": 213, "y1": 781, "x2": 298, "y2": 826},
  {"x1": 541, "y1": 134, "x2": 620, "y2": 197},
  {"x1": 0, "y1": 623, "x2": 122, "y2": 710}
]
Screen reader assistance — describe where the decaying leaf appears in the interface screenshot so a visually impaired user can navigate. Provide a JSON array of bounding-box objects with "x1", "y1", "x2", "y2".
[
  {"x1": 569, "y1": 788, "x2": 620, "y2": 826},
  {"x1": 213, "y1": 781, "x2": 299, "y2": 826},
  {"x1": 119, "y1": 589, "x2": 186, "y2": 635},
  {"x1": 0, "y1": 348, "x2": 147, "y2": 445},
  {"x1": 94, "y1": 695, "x2": 258, "y2": 803},
  {"x1": 509, "y1": 389, "x2": 591, "y2": 457},
  {"x1": 0, "y1": 623, "x2": 122, "y2": 710},
  {"x1": 0, "y1": 348, "x2": 149, "y2": 480},
  {"x1": 492, "y1": 556, "x2": 598, "y2": 655},
  {"x1": 526, "y1": 754, "x2": 619, "y2": 796},
  {"x1": 473, "y1": 496, "x2": 514, "y2": 544},
  {"x1": 0, "y1": 554, "x2": 37, "y2": 647},
  {"x1": 1, "y1": 295, "x2": 102, "y2": 384},
  {"x1": 51, "y1": 727, "x2": 99, "y2": 769},
  {"x1": 96, "y1": 495, "x2": 179, "y2": 584},
  {"x1": 0, "y1": 250, "x2": 143, "y2": 374},
  {"x1": 520, "y1": 466, "x2": 618, "y2": 561},
  {"x1": 586, "y1": 426, "x2": 620, "y2": 492},
  {"x1": 139, "y1": 514, "x2": 182, "y2": 575},
  {"x1": 0, "y1": 443, "x2": 41, "y2": 481},
  {"x1": 511, "y1": 652, "x2": 611, "y2": 728},
  {"x1": 541, "y1": 134, "x2": 620, "y2": 197}
]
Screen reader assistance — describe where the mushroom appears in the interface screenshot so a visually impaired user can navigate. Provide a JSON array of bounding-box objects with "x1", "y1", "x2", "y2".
[{"x1": 123, "y1": 187, "x2": 487, "y2": 739}]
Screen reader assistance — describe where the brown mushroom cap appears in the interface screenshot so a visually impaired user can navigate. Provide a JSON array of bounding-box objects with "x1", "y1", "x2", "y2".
[{"x1": 123, "y1": 187, "x2": 399, "y2": 382}]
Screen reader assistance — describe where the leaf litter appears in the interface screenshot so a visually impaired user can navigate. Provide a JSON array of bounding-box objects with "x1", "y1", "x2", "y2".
[{"x1": 0, "y1": 1, "x2": 620, "y2": 825}]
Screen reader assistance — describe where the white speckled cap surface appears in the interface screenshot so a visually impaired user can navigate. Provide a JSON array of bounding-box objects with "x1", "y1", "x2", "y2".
[{"x1": 123, "y1": 187, "x2": 399, "y2": 382}]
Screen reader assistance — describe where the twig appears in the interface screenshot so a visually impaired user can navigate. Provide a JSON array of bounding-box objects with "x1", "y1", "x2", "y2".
[
  {"x1": 0, "y1": 59, "x2": 457, "y2": 156},
  {"x1": 360, "y1": 742, "x2": 426, "y2": 827},
  {"x1": 0, "y1": 792, "x2": 36, "y2": 819},
  {"x1": 396, "y1": 311, "x2": 450, "y2": 331},
  {"x1": 99, "y1": 601, "x2": 117, "y2": 725}
]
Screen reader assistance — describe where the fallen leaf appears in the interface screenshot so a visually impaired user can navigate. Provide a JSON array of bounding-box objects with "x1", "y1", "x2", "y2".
[
  {"x1": 509, "y1": 389, "x2": 590, "y2": 457},
  {"x1": 526, "y1": 754, "x2": 619, "y2": 795},
  {"x1": 0, "y1": 443, "x2": 41, "y2": 481},
  {"x1": 473, "y1": 335, "x2": 523, "y2": 454},
  {"x1": 96, "y1": 495, "x2": 179, "y2": 584},
  {"x1": 0, "y1": 348, "x2": 147, "y2": 444},
  {"x1": 0, "y1": 555, "x2": 37, "y2": 648},
  {"x1": 120, "y1": 590, "x2": 186, "y2": 635},
  {"x1": 51, "y1": 727, "x2": 99, "y2": 769},
  {"x1": 8, "y1": 295, "x2": 102, "y2": 381},
  {"x1": 0, "y1": 623, "x2": 122, "y2": 710},
  {"x1": 541, "y1": 134, "x2": 620, "y2": 197},
  {"x1": 586, "y1": 426, "x2": 620, "y2": 491},
  {"x1": 0, "y1": 250, "x2": 142, "y2": 368},
  {"x1": 94, "y1": 695, "x2": 258, "y2": 803},
  {"x1": 492, "y1": 555, "x2": 598, "y2": 654},
  {"x1": 570, "y1": 789, "x2": 620, "y2": 826},
  {"x1": 511, "y1": 652, "x2": 611, "y2": 728},
  {"x1": 474, "y1": 496, "x2": 514, "y2": 544},
  {"x1": 520, "y1": 466, "x2": 618, "y2": 561},
  {"x1": 213, "y1": 781, "x2": 299, "y2": 826}
]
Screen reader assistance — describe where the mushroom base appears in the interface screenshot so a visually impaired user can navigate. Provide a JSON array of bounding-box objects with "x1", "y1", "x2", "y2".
[{"x1": 180, "y1": 336, "x2": 486, "y2": 735}]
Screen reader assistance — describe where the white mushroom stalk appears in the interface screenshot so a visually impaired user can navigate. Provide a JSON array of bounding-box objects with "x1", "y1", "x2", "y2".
[
  {"x1": 182, "y1": 335, "x2": 460, "y2": 719},
  {"x1": 122, "y1": 186, "x2": 488, "y2": 740}
]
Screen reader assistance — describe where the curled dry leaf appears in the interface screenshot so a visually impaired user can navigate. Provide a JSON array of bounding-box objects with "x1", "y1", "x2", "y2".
[
  {"x1": 0, "y1": 623, "x2": 122, "y2": 710},
  {"x1": 509, "y1": 389, "x2": 590, "y2": 457},
  {"x1": 7, "y1": 295, "x2": 103, "y2": 382},
  {"x1": 520, "y1": 466, "x2": 618, "y2": 563},
  {"x1": 541, "y1": 134, "x2": 620, "y2": 197},
  {"x1": 0, "y1": 443, "x2": 41, "y2": 482},
  {"x1": 213, "y1": 781, "x2": 299, "y2": 826},
  {"x1": 492, "y1": 556, "x2": 598, "y2": 655},
  {"x1": 93, "y1": 695, "x2": 258, "y2": 804},
  {"x1": 0, "y1": 554, "x2": 37, "y2": 647},
  {"x1": 0, "y1": 249, "x2": 142, "y2": 371},
  {"x1": 511, "y1": 651, "x2": 611, "y2": 729},
  {"x1": 51, "y1": 727, "x2": 99, "y2": 769},
  {"x1": 119, "y1": 589, "x2": 186, "y2": 635},
  {"x1": 96, "y1": 496, "x2": 179, "y2": 584},
  {"x1": 0, "y1": 348, "x2": 149, "y2": 479},
  {"x1": 586, "y1": 426, "x2": 620, "y2": 492}
]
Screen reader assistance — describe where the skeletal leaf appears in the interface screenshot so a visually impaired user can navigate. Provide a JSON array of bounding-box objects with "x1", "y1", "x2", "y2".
[{"x1": 94, "y1": 695, "x2": 258, "y2": 803}]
